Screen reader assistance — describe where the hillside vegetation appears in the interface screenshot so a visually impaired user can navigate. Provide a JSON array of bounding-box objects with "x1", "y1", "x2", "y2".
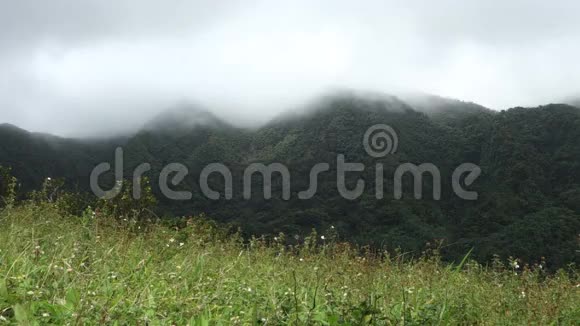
[
  {"x1": 1, "y1": 93, "x2": 579, "y2": 270},
  {"x1": 0, "y1": 197, "x2": 578, "y2": 324}
]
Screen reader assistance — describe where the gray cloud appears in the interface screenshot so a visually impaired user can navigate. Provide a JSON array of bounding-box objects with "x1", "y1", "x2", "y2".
[{"x1": 1, "y1": 0, "x2": 579, "y2": 136}]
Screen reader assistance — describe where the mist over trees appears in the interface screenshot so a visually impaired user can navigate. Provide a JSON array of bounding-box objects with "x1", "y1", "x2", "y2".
[{"x1": 1, "y1": 93, "x2": 579, "y2": 269}]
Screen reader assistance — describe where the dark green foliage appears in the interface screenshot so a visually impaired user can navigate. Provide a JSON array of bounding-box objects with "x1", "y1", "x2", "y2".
[
  {"x1": 489, "y1": 207, "x2": 579, "y2": 268},
  {"x1": 1, "y1": 96, "x2": 579, "y2": 268},
  {"x1": 0, "y1": 165, "x2": 17, "y2": 208},
  {"x1": 95, "y1": 177, "x2": 157, "y2": 221}
]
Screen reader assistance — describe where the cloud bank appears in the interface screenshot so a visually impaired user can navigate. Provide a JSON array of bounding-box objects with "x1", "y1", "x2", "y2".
[{"x1": 1, "y1": 0, "x2": 579, "y2": 136}]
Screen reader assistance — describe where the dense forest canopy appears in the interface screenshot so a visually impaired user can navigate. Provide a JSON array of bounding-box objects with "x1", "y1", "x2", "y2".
[{"x1": 1, "y1": 93, "x2": 579, "y2": 269}]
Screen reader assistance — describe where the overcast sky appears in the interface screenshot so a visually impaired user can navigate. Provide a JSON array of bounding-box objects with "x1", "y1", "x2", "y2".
[{"x1": 1, "y1": 0, "x2": 579, "y2": 136}]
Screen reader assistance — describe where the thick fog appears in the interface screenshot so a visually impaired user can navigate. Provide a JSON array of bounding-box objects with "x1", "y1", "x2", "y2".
[{"x1": 1, "y1": 0, "x2": 579, "y2": 136}]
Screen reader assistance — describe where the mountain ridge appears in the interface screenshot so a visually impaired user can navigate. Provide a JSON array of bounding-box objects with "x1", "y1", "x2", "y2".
[{"x1": 1, "y1": 93, "x2": 579, "y2": 268}]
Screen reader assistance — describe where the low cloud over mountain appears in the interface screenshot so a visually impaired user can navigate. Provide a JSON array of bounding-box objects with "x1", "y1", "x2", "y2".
[{"x1": 1, "y1": 1, "x2": 580, "y2": 136}]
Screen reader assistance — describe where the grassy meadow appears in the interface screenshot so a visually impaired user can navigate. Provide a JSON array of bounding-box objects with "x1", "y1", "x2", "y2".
[{"x1": 0, "y1": 203, "x2": 578, "y2": 325}]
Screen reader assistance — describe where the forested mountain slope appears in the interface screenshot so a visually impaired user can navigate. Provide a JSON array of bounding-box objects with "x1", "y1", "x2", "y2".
[{"x1": 1, "y1": 95, "x2": 578, "y2": 268}]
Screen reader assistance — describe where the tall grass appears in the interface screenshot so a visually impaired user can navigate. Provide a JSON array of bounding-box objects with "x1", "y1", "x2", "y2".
[{"x1": 0, "y1": 203, "x2": 578, "y2": 325}]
